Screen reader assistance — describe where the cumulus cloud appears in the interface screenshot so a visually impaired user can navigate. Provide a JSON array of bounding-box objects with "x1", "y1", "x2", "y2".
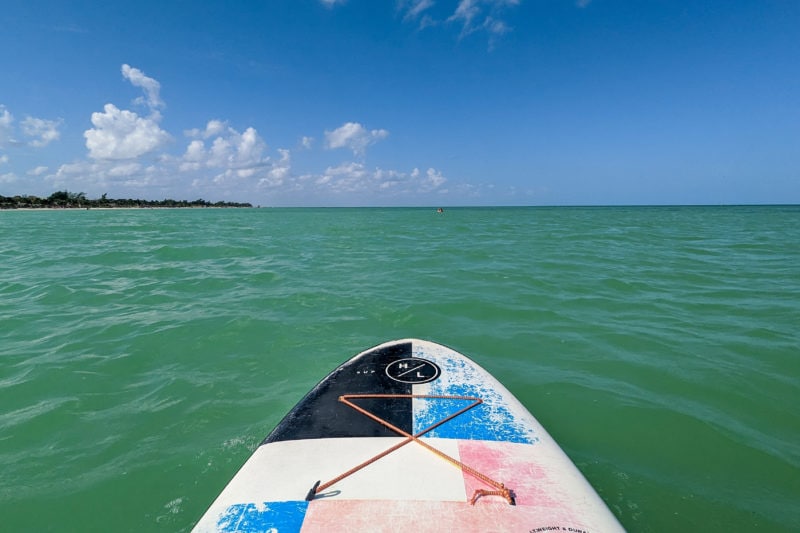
[
  {"x1": 107, "y1": 162, "x2": 143, "y2": 177},
  {"x1": 85, "y1": 103, "x2": 171, "y2": 160},
  {"x1": 317, "y1": 162, "x2": 369, "y2": 191},
  {"x1": 50, "y1": 160, "x2": 101, "y2": 190},
  {"x1": 176, "y1": 119, "x2": 448, "y2": 203},
  {"x1": 181, "y1": 140, "x2": 206, "y2": 170},
  {"x1": 21, "y1": 117, "x2": 62, "y2": 147},
  {"x1": 84, "y1": 65, "x2": 170, "y2": 160},
  {"x1": 205, "y1": 126, "x2": 266, "y2": 168},
  {"x1": 414, "y1": 167, "x2": 448, "y2": 190},
  {"x1": 179, "y1": 121, "x2": 284, "y2": 189},
  {"x1": 0, "y1": 154, "x2": 8, "y2": 164},
  {"x1": 325, "y1": 122, "x2": 389, "y2": 156},
  {"x1": 185, "y1": 119, "x2": 227, "y2": 139},
  {"x1": 49, "y1": 158, "x2": 164, "y2": 193},
  {"x1": 314, "y1": 162, "x2": 447, "y2": 195},
  {"x1": 210, "y1": 130, "x2": 251, "y2": 168},
  {"x1": 59, "y1": 112, "x2": 290, "y2": 199},
  {"x1": 121, "y1": 64, "x2": 164, "y2": 110},
  {"x1": 1, "y1": 105, "x2": 63, "y2": 148},
  {"x1": 260, "y1": 149, "x2": 291, "y2": 186}
]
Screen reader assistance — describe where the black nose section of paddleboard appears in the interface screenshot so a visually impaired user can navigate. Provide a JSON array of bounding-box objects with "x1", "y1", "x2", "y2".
[{"x1": 263, "y1": 342, "x2": 413, "y2": 444}]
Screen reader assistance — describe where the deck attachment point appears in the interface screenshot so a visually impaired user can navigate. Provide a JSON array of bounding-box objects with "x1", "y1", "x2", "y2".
[{"x1": 305, "y1": 480, "x2": 321, "y2": 501}]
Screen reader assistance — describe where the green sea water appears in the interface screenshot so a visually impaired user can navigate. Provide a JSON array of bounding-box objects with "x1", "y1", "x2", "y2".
[{"x1": 1, "y1": 206, "x2": 798, "y2": 532}]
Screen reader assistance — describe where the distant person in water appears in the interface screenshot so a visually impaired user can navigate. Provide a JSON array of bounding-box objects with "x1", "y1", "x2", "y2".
[{"x1": 437, "y1": 207, "x2": 444, "y2": 213}]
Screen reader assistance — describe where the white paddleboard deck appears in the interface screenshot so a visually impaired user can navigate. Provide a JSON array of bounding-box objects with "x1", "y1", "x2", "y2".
[{"x1": 193, "y1": 339, "x2": 625, "y2": 532}]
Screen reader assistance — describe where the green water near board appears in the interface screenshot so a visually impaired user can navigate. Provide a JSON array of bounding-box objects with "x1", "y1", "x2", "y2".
[{"x1": 1, "y1": 206, "x2": 798, "y2": 532}]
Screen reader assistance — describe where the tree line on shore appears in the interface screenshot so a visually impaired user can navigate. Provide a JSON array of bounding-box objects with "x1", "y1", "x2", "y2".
[{"x1": 0, "y1": 191, "x2": 253, "y2": 209}]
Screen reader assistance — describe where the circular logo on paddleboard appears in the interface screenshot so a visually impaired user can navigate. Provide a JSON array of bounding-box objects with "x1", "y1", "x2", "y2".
[{"x1": 385, "y1": 358, "x2": 441, "y2": 384}]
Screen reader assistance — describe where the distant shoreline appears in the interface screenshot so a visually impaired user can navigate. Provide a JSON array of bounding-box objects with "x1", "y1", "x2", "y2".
[
  {"x1": 1, "y1": 206, "x2": 255, "y2": 211},
  {"x1": 1, "y1": 191, "x2": 253, "y2": 210}
]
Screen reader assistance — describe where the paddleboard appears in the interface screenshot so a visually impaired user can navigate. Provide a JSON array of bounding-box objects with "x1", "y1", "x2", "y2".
[{"x1": 193, "y1": 339, "x2": 625, "y2": 532}]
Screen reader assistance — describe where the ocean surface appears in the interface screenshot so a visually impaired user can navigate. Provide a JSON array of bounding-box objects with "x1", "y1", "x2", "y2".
[{"x1": 1, "y1": 206, "x2": 798, "y2": 532}]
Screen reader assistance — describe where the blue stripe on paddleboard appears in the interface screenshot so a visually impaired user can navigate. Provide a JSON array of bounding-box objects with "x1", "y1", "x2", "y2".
[
  {"x1": 217, "y1": 501, "x2": 308, "y2": 533},
  {"x1": 413, "y1": 356, "x2": 538, "y2": 444}
]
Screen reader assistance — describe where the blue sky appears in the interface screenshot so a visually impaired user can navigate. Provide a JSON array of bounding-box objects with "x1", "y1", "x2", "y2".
[{"x1": 1, "y1": 0, "x2": 798, "y2": 206}]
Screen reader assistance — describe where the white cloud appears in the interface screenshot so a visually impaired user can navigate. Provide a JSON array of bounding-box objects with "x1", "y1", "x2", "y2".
[
  {"x1": 107, "y1": 162, "x2": 142, "y2": 177},
  {"x1": 319, "y1": 0, "x2": 345, "y2": 7},
  {"x1": 0, "y1": 105, "x2": 62, "y2": 148},
  {"x1": 325, "y1": 122, "x2": 389, "y2": 156},
  {"x1": 449, "y1": 0, "x2": 481, "y2": 31},
  {"x1": 179, "y1": 122, "x2": 292, "y2": 191},
  {"x1": 441, "y1": 0, "x2": 520, "y2": 44},
  {"x1": 301, "y1": 136, "x2": 314, "y2": 149},
  {"x1": 205, "y1": 120, "x2": 227, "y2": 138},
  {"x1": 234, "y1": 128, "x2": 265, "y2": 165},
  {"x1": 28, "y1": 166, "x2": 48, "y2": 176},
  {"x1": 0, "y1": 106, "x2": 15, "y2": 144},
  {"x1": 260, "y1": 149, "x2": 291, "y2": 187},
  {"x1": 208, "y1": 137, "x2": 232, "y2": 167},
  {"x1": 401, "y1": 0, "x2": 435, "y2": 21},
  {"x1": 483, "y1": 16, "x2": 510, "y2": 36},
  {"x1": 205, "y1": 126, "x2": 266, "y2": 168},
  {"x1": 414, "y1": 167, "x2": 448, "y2": 190},
  {"x1": 50, "y1": 159, "x2": 166, "y2": 193},
  {"x1": 0, "y1": 154, "x2": 8, "y2": 165},
  {"x1": 0, "y1": 172, "x2": 17, "y2": 184},
  {"x1": 317, "y1": 162, "x2": 370, "y2": 191},
  {"x1": 314, "y1": 162, "x2": 447, "y2": 195},
  {"x1": 185, "y1": 119, "x2": 227, "y2": 139},
  {"x1": 49, "y1": 161, "x2": 101, "y2": 190},
  {"x1": 180, "y1": 140, "x2": 206, "y2": 171},
  {"x1": 82, "y1": 64, "x2": 169, "y2": 159},
  {"x1": 21, "y1": 117, "x2": 62, "y2": 147},
  {"x1": 121, "y1": 64, "x2": 164, "y2": 110},
  {"x1": 396, "y1": 0, "x2": 521, "y2": 45},
  {"x1": 84, "y1": 103, "x2": 171, "y2": 160},
  {"x1": 185, "y1": 139, "x2": 206, "y2": 160}
]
